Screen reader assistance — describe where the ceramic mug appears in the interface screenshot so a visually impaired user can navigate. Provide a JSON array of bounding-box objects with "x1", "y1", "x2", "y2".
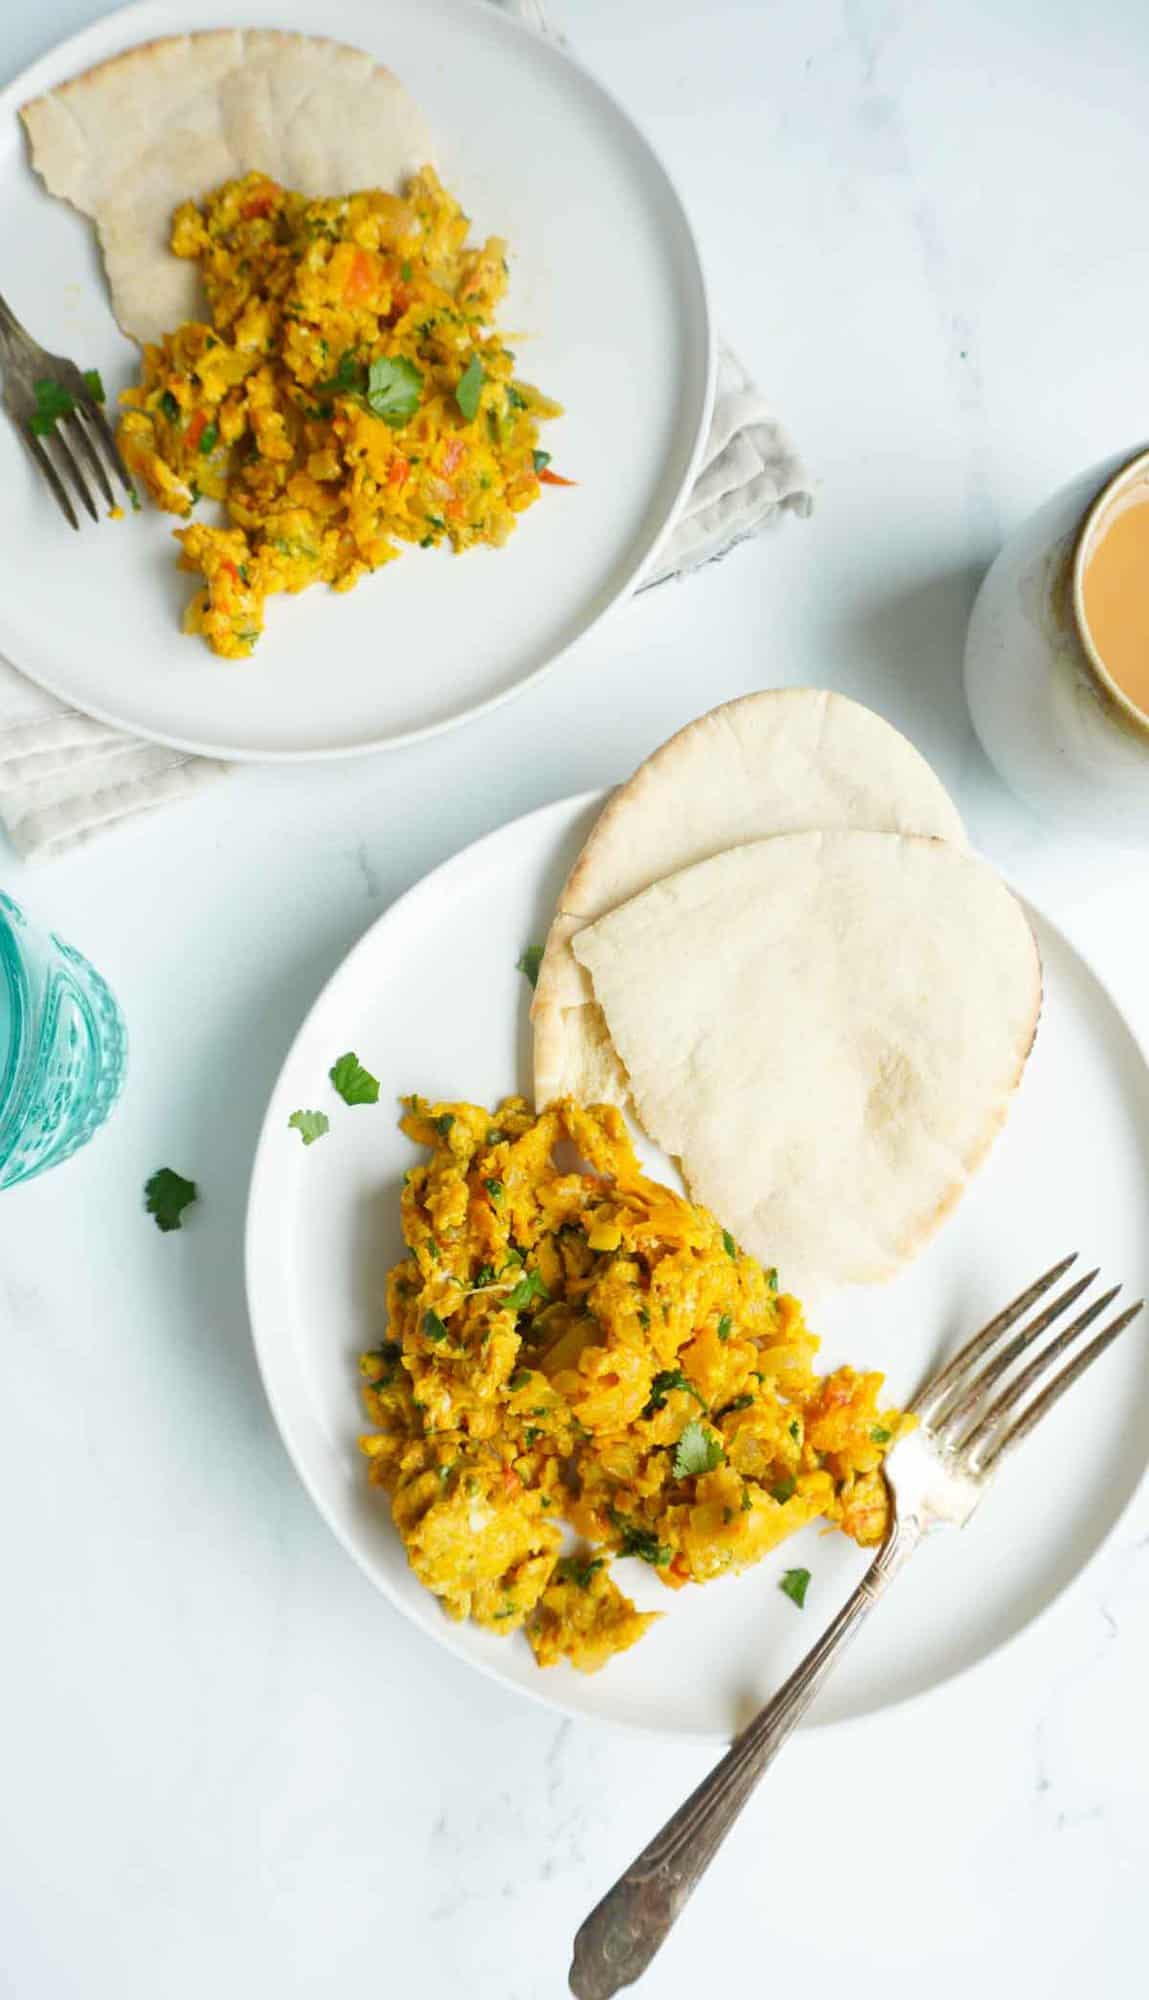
[{"x1": 964, "y1": 445, "x2": 1149, "y2": 843}]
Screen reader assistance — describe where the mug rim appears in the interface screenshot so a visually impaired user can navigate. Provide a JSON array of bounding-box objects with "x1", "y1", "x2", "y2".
[{"x1": 1072, "y1": 443, "x2": 1149, "y2": 738}]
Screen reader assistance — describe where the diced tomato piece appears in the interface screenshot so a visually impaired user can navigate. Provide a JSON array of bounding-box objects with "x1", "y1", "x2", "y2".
[
  {"x1": 388, "y1": 456, "x2": 410, "y2": 488},
  {"x1": 241, "y1": 187, "x2": 277, "y2": 220},
  {"x1": 540, "y1": 468, "x2": 576, "y2": 487},
  {"x1": 441, "y1": 438, "x2": 465, "y2": 476},
  {"x1": 217, "y1": 560, "x2": 240, "y2": 592},
  {"x1": 501, "y1": 1467, "x2": 522, "y2": 1498},
  {"x1": 343, "y1": 249, "x2": 378, "y2": 306},
  {"x1": 445, "y1": 497, "x2": 465, "y2": 523},
  {"x1": 185, "y1": 409, "x2": 208, "y2": 452}
]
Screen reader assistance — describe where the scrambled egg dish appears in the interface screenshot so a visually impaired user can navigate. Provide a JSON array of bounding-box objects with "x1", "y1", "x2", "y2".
[
  {"x1": 359, "y1": 1096, "x2": 906, "y2": 1674},
  {"x1": 118, "y1": 168, "x2": 562, "y2": 657}
]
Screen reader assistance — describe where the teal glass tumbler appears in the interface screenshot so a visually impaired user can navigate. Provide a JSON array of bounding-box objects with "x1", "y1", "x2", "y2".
[{"x1": 0, "y1": 892, "x2": 127, "y2": 1189}]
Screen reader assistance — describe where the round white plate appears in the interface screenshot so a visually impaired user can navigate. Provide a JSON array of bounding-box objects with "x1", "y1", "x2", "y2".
[
  {"x1": 246, "y1": 794, "x2": 1149, "y2": 1739},
  {"x1": 0, "y1": 0, "x2": 712, "y2": 760}
]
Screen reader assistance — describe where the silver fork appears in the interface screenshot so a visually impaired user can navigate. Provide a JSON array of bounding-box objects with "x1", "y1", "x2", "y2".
[
  {"x1": 569, "y1": 1255, "x2": 1143, "y2": 1999},
  {"x1": 0, "y1": 291, "x2": 135, "y2": 528}
]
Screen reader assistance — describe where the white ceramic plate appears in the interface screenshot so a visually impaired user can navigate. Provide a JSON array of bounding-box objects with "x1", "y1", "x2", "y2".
[
  {"x1": 0, "y1": 0, "x2": 712, "y2": 760},
  {"x1": 246, "y1": 794, "x2": 1149, "y2": 1739}
]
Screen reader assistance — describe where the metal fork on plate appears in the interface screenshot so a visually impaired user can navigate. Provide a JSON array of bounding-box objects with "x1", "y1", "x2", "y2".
[
  {"x1": 569, "y1": 1254, "x2": 1144, "y2": 1999},
  {"x1": 0, "y1": 292, "x2": 135, "y2": 527}
]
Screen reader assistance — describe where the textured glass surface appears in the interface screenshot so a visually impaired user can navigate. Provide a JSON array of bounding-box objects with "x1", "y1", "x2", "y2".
[{"x1": 0, "y1": 894, "x2": 127, "y2": 1189}]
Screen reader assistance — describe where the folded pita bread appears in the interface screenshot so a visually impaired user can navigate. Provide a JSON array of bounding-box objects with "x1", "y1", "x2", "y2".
[
  {"x1": 532, "y1": 690, "x2": 966, "y2": 1110},
  {"x1": 571, "y1": 831, "x2": 1041, "y2": 1298},
  {"x1": 21, "y1": 30, "x2": 433, "y2": 343}
]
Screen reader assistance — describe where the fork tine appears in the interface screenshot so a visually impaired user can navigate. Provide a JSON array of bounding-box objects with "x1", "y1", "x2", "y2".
[
  {"x1": 24, "y1": 426, "x2": 79, "y2": 530},
  {"x1": 974, "y1": 1300, "x2": 1144, "y2": 1471},
  {"x1": 85, "y1": 399, "x2": 136, "y2": 500},
  {"x1": 47, "y1": 423, "x2": 98, "y2": 522},
  {"x1": 957, "y1": 1284, "x2": 1120, "y2": 1456},
  {"x1": 930, "y1": 1269, "x2": 1099, "y2": 1434},
  {"x1": 914, "y1": 1253, "x2": 1078, "y2": 1420},
  {"x1": 65, "y1": 410, "x2": 114, "y2": 509}
]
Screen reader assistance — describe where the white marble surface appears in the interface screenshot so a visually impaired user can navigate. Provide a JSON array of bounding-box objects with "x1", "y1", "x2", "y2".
[{"x1": 3, "y1": 1, "x2": 1149, "y2": 1994}]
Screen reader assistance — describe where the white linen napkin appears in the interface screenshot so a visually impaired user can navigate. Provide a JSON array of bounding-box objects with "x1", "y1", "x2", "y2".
[{"x1": 0, "y1": 5, "x2": 811, "y2": 862}]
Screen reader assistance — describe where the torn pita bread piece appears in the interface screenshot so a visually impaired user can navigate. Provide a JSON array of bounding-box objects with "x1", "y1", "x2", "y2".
[
  {"x1": 532, "y1": 688, "x2": 966, "y2": 1111},
  {"x1": 21, "y1": 30, "x2": 433, "y2": 343},
  {"x1": 571, "y1": 830, "x2": 1041, "y2": 1299}
]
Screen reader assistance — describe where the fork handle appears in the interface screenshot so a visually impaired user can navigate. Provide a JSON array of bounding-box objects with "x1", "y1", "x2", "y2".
[{"x1": 569, "y1": 1523, "x2": 921, "y2": 2000}]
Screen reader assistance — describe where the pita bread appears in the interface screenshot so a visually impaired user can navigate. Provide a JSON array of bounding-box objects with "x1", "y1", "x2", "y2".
[
  {"x1": 571, "y1": 831, "x2": 1041, "y2": 1298},
  {"x1": 532, "y1": 690, "x2": 966, "y2": 1110},
  {"x1": 21, "y1": 31, "x2": 433, "y2": 343}
]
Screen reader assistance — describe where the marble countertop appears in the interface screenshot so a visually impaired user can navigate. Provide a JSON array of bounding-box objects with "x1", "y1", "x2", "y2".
[{"x1": 3, "y1": 1, "x2": 1149, "y2": 1995}]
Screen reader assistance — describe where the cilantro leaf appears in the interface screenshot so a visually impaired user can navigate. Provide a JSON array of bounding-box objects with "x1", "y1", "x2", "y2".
[
  {"x1": 198, "y1": 422, "x2": 219, "y2": 455},
  {"x1": 870, "y1": 1425, "x2": 892, "y2": 1444},
  {"x1": 484, "y1": 1178, "x2": 504, "y2": 1202},
  {"x1": 722, "y1": 1229, "x2": 737, "y2": 1259},
  {"x1": 316, "y1": 352, "x2": 365, "y2": 399},
  {"x1": 770, "y1": 1475, "x2": 797, "y2": 1503},
  {"x1": 456, "y1": 354, "x2": 484, "y2": 422},
  {"x1": 645, "y1": 1368, "x2": 705, "y2": 1415},
  {"x1": 472, "y1": 1264, "x2": 497, "y2": 1288},
  {"x1": 160, "y1": 390, "x2": 180, "y2": 422},
  {"x1": 29, "y1": 378, "x2": 75, "y2": 435},
  {"x1": 144, "y1": 1167, "x2": 197, "y2": 1233},
  {"x1": 82, "y1": 368, "x2": 106, "y2": 404},
  {"x1": 288, "y1": 1109, "x2": 329, "y2": 1146},
  {"x1": 765, "y1": 1266, "x2": 779, "y2": 1292},
  {"x1": 330, "y1": 1051, "x2": 380, "y2": 1106},
  {"x1": 558, "y1": 1554, "x2": 605, "y2": 1591},
  {"x1": 435, "y1": 1113, "x2": 455, "y2": 1137},
  {"x1": 533, "y1": 449, "x2": 551, "y2": 475},
  {"x1": 609, "y1": 1509, "x2": 671, "y2": 1567},
  {"x1": 717, "y1": 1313, "x2": 733, "y2": 1343},
  {"x1": 780, "y1": 1567, "x2": 811, "y2": 1609},
  {"x1": 715, "y1": 1393, "x2": 754, "y2": 1418},
  {"x1": 422, "y1": 1309, "x2": 449, "y2": 1343},
  {"x1": 517, "y1": 943, "x2": 543, "y2": 988},
  {"x1": 504, "y1": 1269, "x2": 551, "y2": 1312},
  {"x1": 672, "y1": 1420, "x2": 725, "y2": 1479},
  {"x1": 366, "y1": 355, "x2": 423, "y2": 427}
]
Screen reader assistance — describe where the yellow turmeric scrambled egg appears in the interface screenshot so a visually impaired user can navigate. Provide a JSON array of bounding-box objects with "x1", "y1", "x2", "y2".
[
  {"x1": 359, "y1": 1096, "x2": 907, "y2": 1674},
  {"x1": 118, "y1": 168, "x2": 562, "y2": 658}
]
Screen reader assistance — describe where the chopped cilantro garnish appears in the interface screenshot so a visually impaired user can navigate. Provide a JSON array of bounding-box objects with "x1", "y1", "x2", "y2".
[
  {"x1": 740, "y1": 1486, "x2": 753, "y2": 1512},
  {"x1": 637, "y1": 1306, "x2": 651, "y2": 1328},
  {"x1": 533, "y1": 449, "x2": 551, "y2": 475},
  {"x1": 484, "y1": 1178, "x2": 504, "y2": 1202},
  {"x1": 367, "y1": 354, "x2": 423, "y2": 426},
  {"x1": 722, "y1": 1230, "x2": 737, "y2": 1259},
  {"x1": 316, "y1": 352, "x2": 364, "y2": 398},
  {"x1": 770, "y1": 1476, "x2": 797, "y2": 1504},
  {"x1": 82, "y1": 368, "x2": 105, "y2": 404},
  {"x1": 716, "y1": 1394, "x2": 754, "y2": 1418},
  {"x1": 645, "y1": 1369, "x2": 705, "y2": 1415},
  {"x1": 422, "y1": 1310, "x2": 449, "y2": 1343},
  {"x1": 508, "y1": 1369, "x2": 532, "y2": 1391},
  {"x1": 788, "y1": 1418, "x2": 801, "y2": 1441},
  {"x1": 504, "y1": 1269, "x2": 550, "y2": 1312},
  {"x1": 516, "y1": 944, "x2": 544, "y2": 988},
  {"x1": 472, "y1": 1264, "x2": 496, "y2": 1288},
  {"x1": 198, "y1": 422, "x2": 219, "y2": 455},
  {"x1": 456, "y1": 354, "x2": 485, "y2": 422},
  {"x1": 287, "y1": 1109, "x2": 329, "y2": 1146},
  {"x1": 485, "y1": 1129, "x2": 505, "y2": 1146},
  {"x1": 329, "y1": 1051, "x2": 380, "y2": 1105},
  {"x1": 144, "y1": 1167, "x2": 197, "y2": 1233},
  {"x1": 435, "y1": 1113, "x2": 455, "y2": 1137},
  {"x1": 160, "y1": 390, "x2": 180, "y2": 422},
  {"x1": 673, "y1": 1420, "x2": 725, "y2": 1479},
  {"x1": 609, "y1": 1510, "x2": 671, "y2": 1567},
  {"x1": 871, "y1": 1425, "x2": 892, "y2": 1444},
  {"x1": 765, "y1": 1267, "x2": 779, "y2": 1292},
  {"x1": 29, "y1": 378, "x2": 75, "y2": 435},
  {"x1": 717, "y1": 1313, "x2": 733, "y2": 1343},
  {"x1": 780, "y1": 1567, "x2": 811, "y2": 1609},
  {"x1": 558, "y1": 1554, "x2": 605, "y2": 1591}
]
